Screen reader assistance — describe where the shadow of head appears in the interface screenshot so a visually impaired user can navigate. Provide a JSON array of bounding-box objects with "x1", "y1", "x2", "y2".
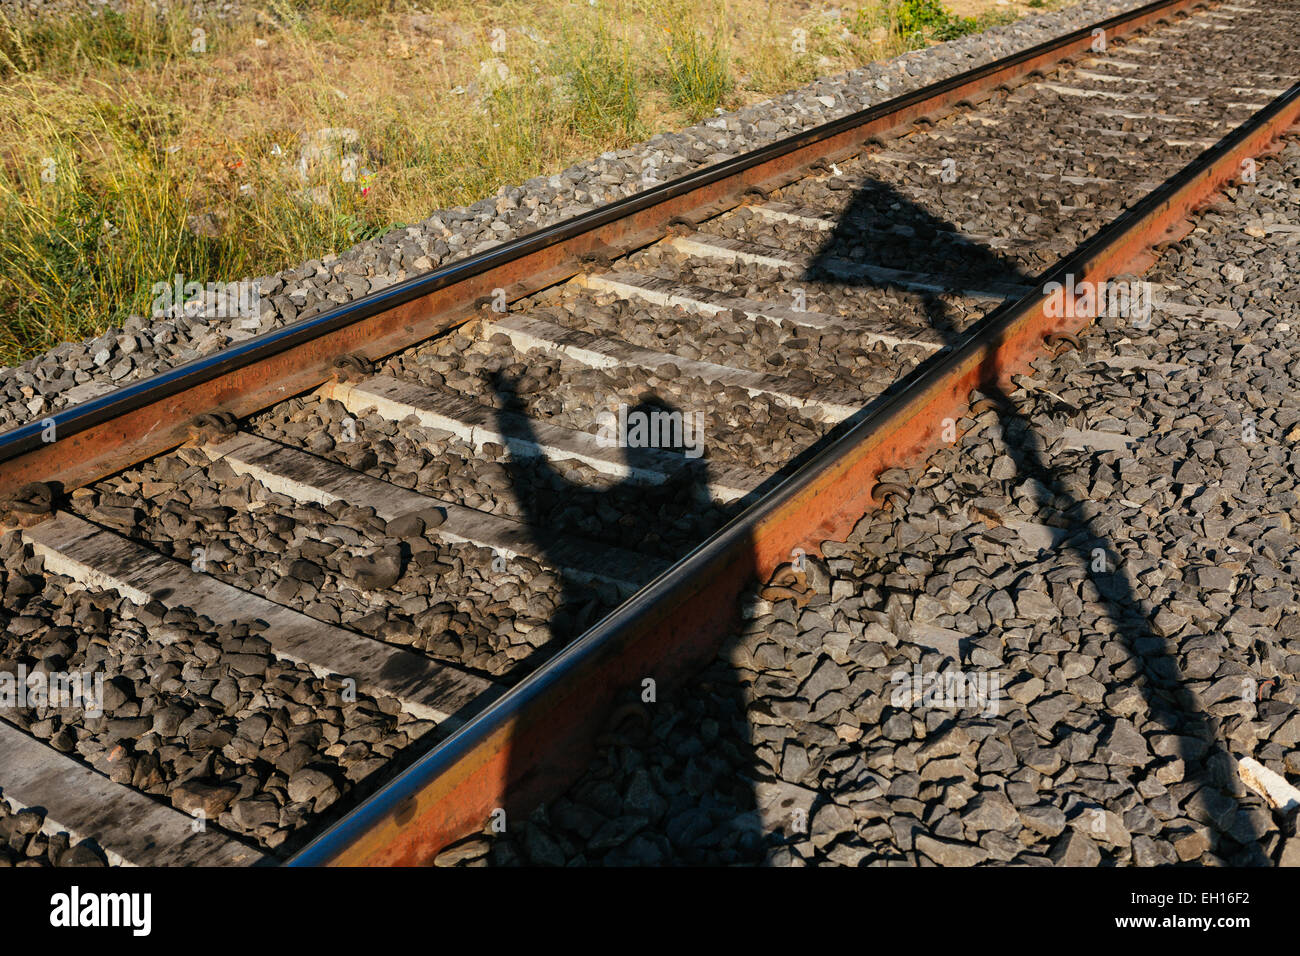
[{"x1": 611, "y1": 392, "x2": 706, "y2": 472}]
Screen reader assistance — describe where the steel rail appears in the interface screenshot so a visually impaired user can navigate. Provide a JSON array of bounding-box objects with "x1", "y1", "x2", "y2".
[
  {"x1": 0, "y1": 0, "x2": 1201, "y2": 499},
  {"x1": 289, "y1": 76, "x2": 1300, "y2": 864}
]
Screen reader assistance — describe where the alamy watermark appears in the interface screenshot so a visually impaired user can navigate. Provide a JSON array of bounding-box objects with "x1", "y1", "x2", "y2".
[
  {"x1": 50, "y1": 886, "x2": 150, "y2": 936},
  {"x1": 150, "y1": 274, "x2": 263, "y2": 326},
  {"x1": 1043, "y1": 273, "x2": 1154, "y2": 327},
  {"x1": 595, "y1": 404, "x2": 705, "y2": 459},
  {"x1": 891, "y1": 664, "x2": 1001, "y2": 717},
  {"x1": 0, "y1": 666, "x2": 104, "y2": 717}
]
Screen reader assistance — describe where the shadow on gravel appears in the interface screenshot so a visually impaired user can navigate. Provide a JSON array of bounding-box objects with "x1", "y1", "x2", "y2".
[
  {"x1": 806, "y1": 176, "x2": 1267, "y2": 864},
  {"x1": 486, "y1": 369, "x2": 725, "y2": 649},
  {"x1": 483, "y1": 370, "x2": 767, "y2": 865},
  {"x1": 464, "y1": 170, "x2": 1265, "y2": 866}
]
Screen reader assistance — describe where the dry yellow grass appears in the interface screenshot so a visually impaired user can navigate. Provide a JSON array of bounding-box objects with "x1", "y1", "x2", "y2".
[{"x1": 0, "y1": 0, "x2": 1061, "y2": 364}]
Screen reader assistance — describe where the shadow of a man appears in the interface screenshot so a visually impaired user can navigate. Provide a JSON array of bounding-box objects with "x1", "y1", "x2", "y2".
[
  {"x1": 807, "y1": 169, "x2": 1270, "y2": 864},
  {"x1": 479, "y1": 367, "x2": 771, "y2": 864}
]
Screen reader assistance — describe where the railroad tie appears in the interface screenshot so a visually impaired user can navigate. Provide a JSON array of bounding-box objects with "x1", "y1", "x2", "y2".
[
  {"x1": 1146, "y1": 291, "x2": 1251, "y2": 328},
  {"x1": 202, "y1": 430, "x2": 669, "y2": 592},
  {"x1": 865, "y1": 150, "x2": 1165, "y2": 191},
  {"x1": 579, "y1": 270, "x2": 946, "y2": 348},
  {"x1": 1064, "y1": 67, "x2": 1300, "y2": 89},
  {"x1": 620, "y1": 237, "x2": 1247, "y2": 334},
  {"x1": 925, "y1": 127, "x2": 1222, "y2": 154},
  {"x1": 24, "y1": 513, "x2": 498, "y2": 726},
  {"x1": 482, "y1": 313, "x2": 863, "y2": 423},
  {"x1": 667, "y1": 231, "x2": 1033, "y2": 302},
  {"x1": 0, "y1": 719, "x2": 269, "y2": 866},
  {"x1": 749, "y1": 201, "x2": 1055, "y2": 253},
  {"x1": 319, "y1": 375, "x2": 763, "y2": 503}
]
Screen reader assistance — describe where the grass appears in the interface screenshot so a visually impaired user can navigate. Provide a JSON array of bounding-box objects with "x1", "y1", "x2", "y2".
[
  {"x1": 0, "y1": 0, "x2": 1058, "y2": 366},
  {"x1": 855, "y1": 0, "x2": 1026, "y2": 50},
  {"x1": 653, "y1": 1, "x2": 733, "y2": 119}
]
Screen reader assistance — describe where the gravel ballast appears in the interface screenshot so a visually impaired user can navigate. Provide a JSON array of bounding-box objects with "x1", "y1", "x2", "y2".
[
  {"x1": 0, "y1": 532, "x2": 434, "y2": 857},
  {"x1": 443, "y1": 136, "x2": 1300, "y2": 866},
  {"x1": 5, "y1": 0, "x2": 1296, "y2": 869}
]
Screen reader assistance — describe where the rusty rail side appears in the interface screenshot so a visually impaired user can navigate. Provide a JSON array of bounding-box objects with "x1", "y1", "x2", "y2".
[
  {"x1": 290, "y1": 82, "x2": 1300, "y2": 866},
  {"x1": 0, "y1": 0, "x2": 1200, "y2": 499}
]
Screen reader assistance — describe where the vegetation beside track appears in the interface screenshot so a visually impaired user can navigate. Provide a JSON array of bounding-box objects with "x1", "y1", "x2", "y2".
[{"x1": 0, "y1": 0, "x2": 1056, "y2": 364}]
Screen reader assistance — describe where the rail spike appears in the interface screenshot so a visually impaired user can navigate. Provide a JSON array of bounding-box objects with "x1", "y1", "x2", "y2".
[
  {"x1": 596, "y1": 701, "x2": 652, "y2": 747},
  {"x1": 188, "y1": 411, "x2": 238, "y2": 444},
  {"x1": 664, "y1": 216, "x2": 698, "y2": 237},
  {"x1": 1045, "y1": 332, "x2": 1083, "y2": 357},
  {"x1": 332, "y1": 353, "x2": 376, "y2": 383},
  {"x1": 2, "y1": 481, "x2": 59, "y2": 528},
  {"x1": 874, "y1": 481, "x2": 912, "y2": 512}
]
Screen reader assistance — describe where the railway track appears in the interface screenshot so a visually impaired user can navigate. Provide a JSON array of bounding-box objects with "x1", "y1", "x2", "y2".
[{"x1": 0, "y1": 0, "x2": 1297, "y2": 867}]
